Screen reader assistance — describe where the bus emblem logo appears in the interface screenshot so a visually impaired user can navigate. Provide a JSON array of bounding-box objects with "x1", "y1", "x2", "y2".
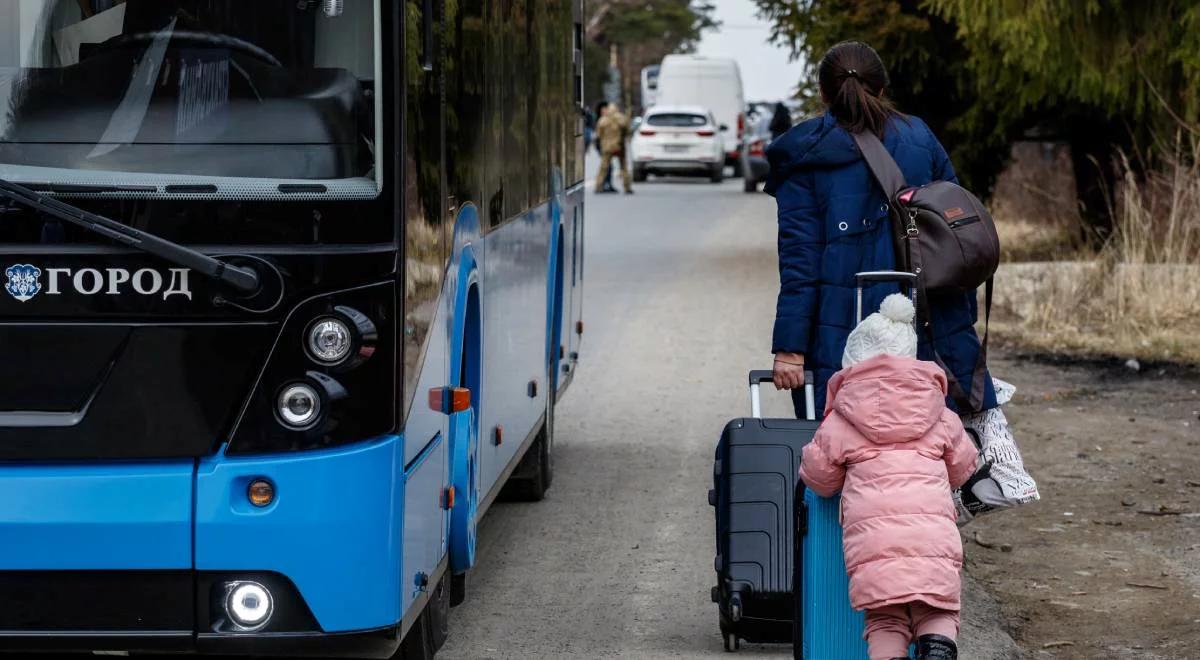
[{"x1": 4, "y1": 264, "x2": 42, "y2": 302}]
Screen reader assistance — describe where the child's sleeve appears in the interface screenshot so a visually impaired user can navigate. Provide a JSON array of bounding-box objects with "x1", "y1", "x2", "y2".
[
  {"x1": 942, "y1": 414, "x2": 979, "y2": 489},
  {"x1": 799, "y1": 422, "x2": 846, "y2": 498}
]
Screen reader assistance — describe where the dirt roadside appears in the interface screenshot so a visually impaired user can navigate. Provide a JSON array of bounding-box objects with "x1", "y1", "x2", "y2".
[{"x1": 964, "y1": 350, "x2": 1200, "y2": 659}]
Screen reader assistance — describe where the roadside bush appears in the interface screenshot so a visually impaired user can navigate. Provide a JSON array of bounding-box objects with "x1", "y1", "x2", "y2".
[{"x1": 994, "y1": 136, "x2": 1200, "y2": 364}]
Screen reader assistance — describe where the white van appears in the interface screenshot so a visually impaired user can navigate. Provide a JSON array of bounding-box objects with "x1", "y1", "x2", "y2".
[
  {"x1": 654, "y1": 55, "x2": 746, "y2": 175},
  {"x1": 640, "y1": 64, "x2": 660, "y2": 110}
]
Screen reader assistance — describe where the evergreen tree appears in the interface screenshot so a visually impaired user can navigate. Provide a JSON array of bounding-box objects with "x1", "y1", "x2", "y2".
[{"x1": 753, "y1": 0, "x2": 1200, "y2": 228}]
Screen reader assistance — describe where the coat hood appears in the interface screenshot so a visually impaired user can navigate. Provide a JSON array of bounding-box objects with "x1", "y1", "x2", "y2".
[
  {"x1": 825, "y1": 354, "x2": 948, "y2": 444},
  {"x1": 763, "y1": 112, "x2": 911, "y2": 196}
]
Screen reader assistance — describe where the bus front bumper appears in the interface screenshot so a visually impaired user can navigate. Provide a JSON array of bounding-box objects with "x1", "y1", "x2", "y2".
[
  {"x1": 0, "y1": 437, "x2": 409, "y2": 657},
  {"x1": 0, "y1": 570, "x2": 401, "y2": 658}
]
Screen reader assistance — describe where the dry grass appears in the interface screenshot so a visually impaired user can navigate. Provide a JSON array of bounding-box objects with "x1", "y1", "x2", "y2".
[
  {"x1": 992, "y1": 137, "x2": 1200, "y2": 364},
  {"x1": 989, "y1": 142, "x2": 1084, "y2": 261}
]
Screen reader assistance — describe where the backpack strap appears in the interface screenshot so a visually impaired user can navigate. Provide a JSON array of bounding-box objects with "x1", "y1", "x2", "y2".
[
  {"x1": 851, "y1": 130, "x2": 908, "y2": 198},
  {"x1": 914, "y1": 273, "x2": 992, "y2": 413}
]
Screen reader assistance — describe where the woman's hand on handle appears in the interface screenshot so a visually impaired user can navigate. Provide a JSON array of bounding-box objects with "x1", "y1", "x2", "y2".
[{"x1": 773, "y1": 352, "x2": 806, "y2": 390}]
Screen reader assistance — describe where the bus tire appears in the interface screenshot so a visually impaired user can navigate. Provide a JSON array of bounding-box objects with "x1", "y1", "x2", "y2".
[
  {"x1": 397, "y1": 609, "x2": 434, "y2": 659},
  {"x1": 499, "y1": 410, "x2": 552, "y2": 502},
  {"x1": 428, "y1": 573, "x2": 451, "y2": 651},
  {"x1": 450, "y1": 572, "x2": 467, "y2": 607},
  {"x1": 397, "y1": 573, "x2": 449, "y2": 660},
  {"x1": 542, "y1": 391, "x2": 555, "y2": 490}
]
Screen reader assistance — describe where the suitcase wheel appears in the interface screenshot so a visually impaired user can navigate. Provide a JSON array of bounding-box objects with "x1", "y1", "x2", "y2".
[
  {"x1": 729, "y1": 592, "x2": 742, "y2": 622},
  {"x1": 707, "y1": 488, "x2": 717, "y2": 506},
  {"x1": 723, "y1": 632, "x2": 740, "y2": 652},
  {"x1": 710, "y1": 586, "x2": 719, "y2": 603}
]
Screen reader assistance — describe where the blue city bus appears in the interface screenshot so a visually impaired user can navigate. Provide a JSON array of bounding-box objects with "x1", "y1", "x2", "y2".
[{"x1": 0, "y1": 0, "x2": 585, "y2": 657}]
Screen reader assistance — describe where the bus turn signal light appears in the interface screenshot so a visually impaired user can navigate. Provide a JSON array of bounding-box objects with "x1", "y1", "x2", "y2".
[
  {"x1": 248, "y1": 479, "x2": 275, "y2": 507},
  {"x1": 428, "y1": 387, "x2": 471, "y2": 414}
]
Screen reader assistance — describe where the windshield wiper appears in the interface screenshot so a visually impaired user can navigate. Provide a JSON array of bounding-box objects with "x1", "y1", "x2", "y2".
[{"x1": 0, "y1": 178, "x2": 259, "y2": 294}]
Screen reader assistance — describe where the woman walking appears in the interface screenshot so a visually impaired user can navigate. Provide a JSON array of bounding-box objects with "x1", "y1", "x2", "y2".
[
  {"x1": 767, "y1": 38, "x2": 1039, "y2": 655},
  {"x1": 767, "y1": 42, "x2": 1039, "y2": 514},
  {"x1": 765, "y1": 40, "x2": 997, "y2": 419}
]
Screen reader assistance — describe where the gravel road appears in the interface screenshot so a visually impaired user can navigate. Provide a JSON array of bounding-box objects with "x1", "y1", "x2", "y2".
[{"x1": 439, "y1": 172, "x2": 1023, "y2": 659}]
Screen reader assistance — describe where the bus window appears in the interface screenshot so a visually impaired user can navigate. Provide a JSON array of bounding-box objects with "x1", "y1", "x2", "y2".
[
  {"x1": 402, "y1": 0, "x2": 446, "y2": 418},
  {"x1": 500, "y1": 0, "x2": 528, "y2": 221},
  {"x1": 445, "y1": 0, "x2": 486, "y2": 228},
  {"x1": 0, "y1": 0, "x2": 382, "y2": 200}
]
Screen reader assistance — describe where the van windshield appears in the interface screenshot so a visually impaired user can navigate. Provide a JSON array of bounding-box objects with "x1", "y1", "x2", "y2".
[{"x1": 0, "y1": 0, "x2": 381, "y2": 200}]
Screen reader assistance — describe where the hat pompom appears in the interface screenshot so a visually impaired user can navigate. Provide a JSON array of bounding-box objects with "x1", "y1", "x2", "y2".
[{"x1": 879, "y1": 293, "x2": 915, "y2": 325}]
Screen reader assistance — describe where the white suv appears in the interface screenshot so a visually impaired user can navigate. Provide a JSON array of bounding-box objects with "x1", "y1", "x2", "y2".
[{"x1": 630, "y1": 106, "x2": 727, "y2": 183}]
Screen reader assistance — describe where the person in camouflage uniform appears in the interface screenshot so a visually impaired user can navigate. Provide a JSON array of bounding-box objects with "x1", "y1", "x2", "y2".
[{"x1": 594, "y1": 102, "x2": 633, "y2": 194}]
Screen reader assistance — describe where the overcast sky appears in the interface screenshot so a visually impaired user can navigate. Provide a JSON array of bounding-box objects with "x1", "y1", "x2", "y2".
[{"x1": 695, "y1": 0, "x2": 804, "y2": 101}]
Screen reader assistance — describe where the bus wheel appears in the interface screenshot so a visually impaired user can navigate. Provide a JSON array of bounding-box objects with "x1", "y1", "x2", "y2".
[
  {"x1": 396, "y1": 573, "x2": 449, "y2": 659},
  {"x1": 428, "y1": 573, "x2": 451, "y2": 651},
  {"x1": 450, "y1": 572, "x2": 467, "y2": 607},
  {"x1": 499, "y1": 407, "x2": 553, "y2": 502}
]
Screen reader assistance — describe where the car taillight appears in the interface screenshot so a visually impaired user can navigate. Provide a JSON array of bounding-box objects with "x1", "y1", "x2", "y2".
[
  {"x1": 737, "y1": 113, "x2": 745, "y2": 140},
  {"x1": 697, "y1": 130, "x2": 714, "y2": 137},
  {"x1": 639, "y1": 129, "x2": 656, "y2": 136}
]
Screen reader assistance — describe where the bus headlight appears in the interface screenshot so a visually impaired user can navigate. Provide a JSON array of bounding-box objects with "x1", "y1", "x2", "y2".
[
  {"x1": 277, "y1": 383, "x2": 321, "y2": 429},
  {"x1": 224, "y1": 581, "x2": 273, "y2": 630},
  {"x1": 226, "y1": 283, "x2": 394, "y2": 455},
  {"x1": 306, "y1": 317, "x2": 353, "y2": 364}
]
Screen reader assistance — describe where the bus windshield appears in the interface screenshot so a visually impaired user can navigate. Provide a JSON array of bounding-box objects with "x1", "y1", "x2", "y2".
[{"x1": 0, "y1": 0, "x2": 381, "y2": 199}]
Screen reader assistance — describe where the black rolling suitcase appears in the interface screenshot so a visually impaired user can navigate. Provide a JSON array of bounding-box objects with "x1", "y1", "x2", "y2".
[{"x1": 709, "y1": 370, "x2": 817, "y2": 652}]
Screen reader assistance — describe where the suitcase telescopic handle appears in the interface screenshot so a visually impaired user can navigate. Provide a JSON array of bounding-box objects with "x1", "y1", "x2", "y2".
[
  {"x1": 855, "y1": 270, "x2": 918, "y2": 286},
  {"x1": 855, "y1": 270, "x2": 919, "y2": 324},
  {"x1": 748, "y1": 370, "x2": 816, "y2": 421}
]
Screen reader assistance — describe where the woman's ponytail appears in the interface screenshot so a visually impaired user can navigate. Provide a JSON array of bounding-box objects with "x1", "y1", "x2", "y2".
[{"x1": 818, "y1": 42, "x2": 897, "y2": 136}]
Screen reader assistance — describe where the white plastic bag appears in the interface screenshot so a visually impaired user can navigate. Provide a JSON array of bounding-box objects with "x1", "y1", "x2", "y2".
[{"x1": 953, "y1": 378, "x2": 1040, "y2": 525}]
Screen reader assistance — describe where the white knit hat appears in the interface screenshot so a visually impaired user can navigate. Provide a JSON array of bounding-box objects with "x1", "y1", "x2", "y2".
[{"x1": 842, "y1": 293, "x2": 918, "y2": 367}]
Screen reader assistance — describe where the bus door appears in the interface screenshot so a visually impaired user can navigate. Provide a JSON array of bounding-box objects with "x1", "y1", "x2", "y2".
[{"x1": 400, "y1": 0, "x2": 453, "y2": 619}]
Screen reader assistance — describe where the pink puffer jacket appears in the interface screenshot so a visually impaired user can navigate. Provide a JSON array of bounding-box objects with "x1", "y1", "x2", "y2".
[{"x1": 799, "y1": 354, "x2": 977, "y2": 612}]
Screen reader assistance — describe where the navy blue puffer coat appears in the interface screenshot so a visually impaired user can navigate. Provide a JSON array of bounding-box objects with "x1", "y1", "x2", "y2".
[{"x1": 765, "y1": 112, "x2": 997, "y2": 416}]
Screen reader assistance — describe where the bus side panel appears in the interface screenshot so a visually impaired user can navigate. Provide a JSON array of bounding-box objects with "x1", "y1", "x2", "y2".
[
  {"x1": 400, "y1": 433, "x2": 448, "y2": 617},
  {"x1": 401, "y1": 296, "x2": 452, "y2": 467},
  {"x1": 194, "y1": 438, "x2": 402, "y2": 633},
  {"x1": 478, "y1": 205, "x2": 553, "y2": 494},
  {"x1": 561, "y1": 184, "x2": 584, "y2": 393}
]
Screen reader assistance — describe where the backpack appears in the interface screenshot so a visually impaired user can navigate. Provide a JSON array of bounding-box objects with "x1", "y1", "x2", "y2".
[{"x1": 851, "y1": 130, "x2": 1000, "y2": 412}]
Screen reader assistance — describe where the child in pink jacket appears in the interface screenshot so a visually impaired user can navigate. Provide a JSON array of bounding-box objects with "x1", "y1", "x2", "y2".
[{"x1": 799, "y1": 294, "x2": 978, "y2": 660}]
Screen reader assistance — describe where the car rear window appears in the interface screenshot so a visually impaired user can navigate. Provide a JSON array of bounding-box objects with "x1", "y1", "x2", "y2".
[{"x1": 646, "y1": 114, "x2": 708, "y2": 127}]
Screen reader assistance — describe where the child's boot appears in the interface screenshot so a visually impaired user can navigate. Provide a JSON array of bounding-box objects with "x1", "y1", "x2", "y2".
[{"x1": 916, "y1": 634, "x2": 957, "y2": 660}]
